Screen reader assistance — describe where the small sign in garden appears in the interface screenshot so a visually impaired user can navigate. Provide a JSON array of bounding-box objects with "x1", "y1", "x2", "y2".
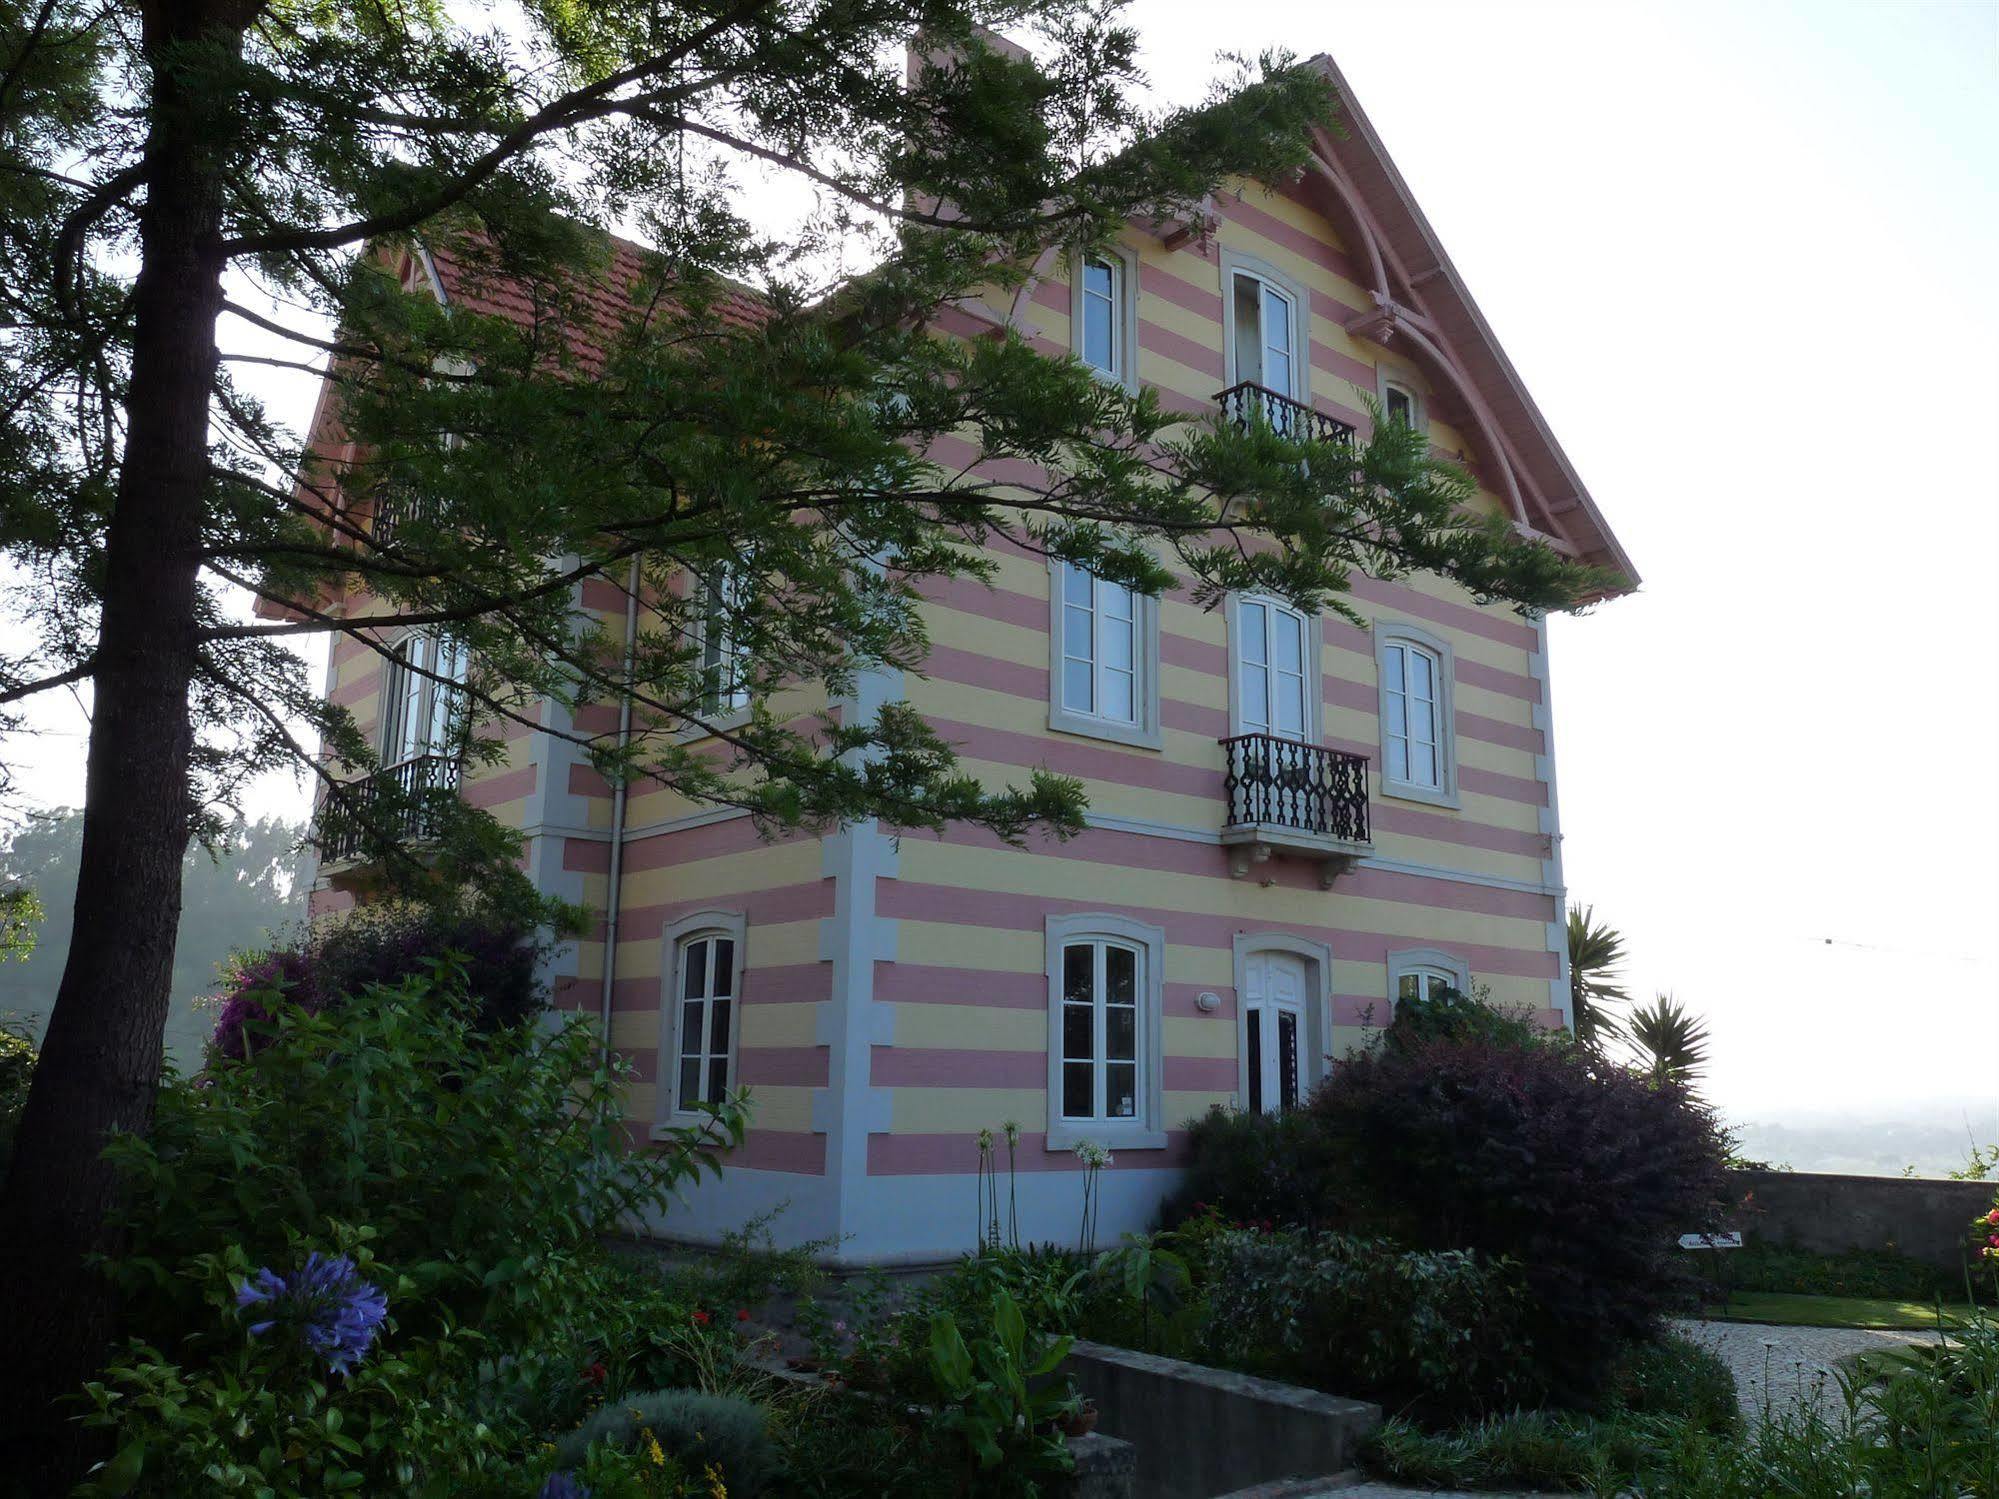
[{"x1": 1678, "y1": 1231, "x2": 1743, "y2": 1250}]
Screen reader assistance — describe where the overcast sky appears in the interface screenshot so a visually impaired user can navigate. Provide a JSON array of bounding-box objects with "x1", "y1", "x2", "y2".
[{"x1": 5, "y1": 0, "x2": 1994, "y2": 1125}]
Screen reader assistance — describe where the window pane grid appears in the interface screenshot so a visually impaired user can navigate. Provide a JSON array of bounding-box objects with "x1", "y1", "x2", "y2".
[
  {"x1": 1060, "y1": 565, "x2": 1140, "y2": 726},
  {"x1": 1384, "y1": 641, "x2": 1444, "y2": 789},
  {"x1": 1058, "y1": 939, "x2": 1143, "y2": 1124},
  {"x1": 1239, "y1": 599, "x2": 1309, "y2": 741},
  {"x1": 675, "y1": 935, "x2": 734, "y2": 1110}
]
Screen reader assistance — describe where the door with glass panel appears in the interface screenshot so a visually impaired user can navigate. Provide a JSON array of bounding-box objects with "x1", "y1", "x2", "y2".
[{"x1": 1242, "y1": 951, "x2": 1307, "y2": 1114}]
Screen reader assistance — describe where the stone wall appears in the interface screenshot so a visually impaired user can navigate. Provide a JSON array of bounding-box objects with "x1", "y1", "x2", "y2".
[
  {"x1": 1727, "y1": 1169, "x2": 1993, "y2": 1271},
  {"x1": 1063, "y1": 1340, "x2": 1378, "y2": 1499}
]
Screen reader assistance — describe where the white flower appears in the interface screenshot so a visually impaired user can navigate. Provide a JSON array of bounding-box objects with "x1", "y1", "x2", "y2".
[
  {"x1": 1072, "y1": 1139, "x2": 1112, "y2": 1169},
  {"x1": 1001, "y1": 1119, "x2": 1021, "y2": 1145}
]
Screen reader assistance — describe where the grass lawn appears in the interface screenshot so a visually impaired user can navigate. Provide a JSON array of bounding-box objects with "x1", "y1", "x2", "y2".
[{"x1": 1711, "y1": 1291, "x2": 1978, "y2": 1330}]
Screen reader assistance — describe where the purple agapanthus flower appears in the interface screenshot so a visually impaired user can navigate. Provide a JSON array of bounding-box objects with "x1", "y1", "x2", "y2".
[
  {"x1": 539, "y1": 1474, "x2": 591, "y2": 1499},
  {"x1": 236, "y1": 1252, "x2": 389, "y2": 1375}
]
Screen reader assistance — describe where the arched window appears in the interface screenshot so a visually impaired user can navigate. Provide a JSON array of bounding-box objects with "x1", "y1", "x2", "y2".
[
  {"x1": 1045, "y1": 913, "x2": 1166, "y2": 1149},
  {"x1": 661, "y1": 913, "x2": 746, "y2": 1122},
  {"x1": 1388, "y1": 948, "x2": 1472, "y2": 1006},
  {"x1": 1072, "y1": 248, "x2": 1135, "y2": 386}
]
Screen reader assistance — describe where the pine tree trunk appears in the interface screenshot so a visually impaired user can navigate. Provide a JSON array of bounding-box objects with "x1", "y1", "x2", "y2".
[{"x1": 0, "y1": 2, "x2": 244, "y2": 1483}]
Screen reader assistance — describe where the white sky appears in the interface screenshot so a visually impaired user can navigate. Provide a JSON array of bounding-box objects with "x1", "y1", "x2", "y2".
[{"x1": 6, "y1": 0, "x2": 1995, "y2": 1122}]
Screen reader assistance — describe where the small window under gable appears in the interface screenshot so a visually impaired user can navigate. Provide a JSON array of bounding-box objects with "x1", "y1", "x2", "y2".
[
  {"x1": 1383, "y1": 382, "x2": 1416, "y2": 428},
  {"x1": 1375, "y1": 621, "x2": 1459, "y2": 807}
]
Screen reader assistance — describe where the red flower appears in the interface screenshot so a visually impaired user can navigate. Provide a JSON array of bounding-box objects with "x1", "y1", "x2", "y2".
[
  {"x1": 692, "y1": 1310, "x2": 712, "y2": 1326},
  {"x1": 736, "y1": 1308, "x2": 751, "y2": 1322},
  {"x1": 1260, "y1": 1219, "x2": 1274, "y2": 1232},
  {"x1": 1986, "y1": 1208, "x2": 1999, "y2": 1225},
  {"x1": 583, "y1": 1361, "x2": 607, "y2": 1386}
]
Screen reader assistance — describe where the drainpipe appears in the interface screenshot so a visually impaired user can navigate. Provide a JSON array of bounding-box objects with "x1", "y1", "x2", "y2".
[{"x1": 598, "y1": 555, "x2": 642, "y2": 1052}]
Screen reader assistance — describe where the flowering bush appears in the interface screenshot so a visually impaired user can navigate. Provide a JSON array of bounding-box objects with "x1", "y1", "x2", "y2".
[
  {"x1": 1308, "y1": 1036, "x2": 1731, "y2": 1400},
  {"x1": 207, "y1": 900, "x2": 557, "y2": 1060},
  {"x1": 81, "y1": 966, "x2": 746, "y2": 1495}
]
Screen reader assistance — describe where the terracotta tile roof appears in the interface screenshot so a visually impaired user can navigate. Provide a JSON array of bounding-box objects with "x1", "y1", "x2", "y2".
[{"x1": 420, "y1": 230, "x2": 768, "y2": 373}]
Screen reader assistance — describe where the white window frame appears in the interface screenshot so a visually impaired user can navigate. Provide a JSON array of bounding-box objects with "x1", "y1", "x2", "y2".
[
  {"x1": 1387, "y1": 947, "x2": 1472, "y2": 1008},
  {"x1": 1070, "y1": 244, "x2": 1139, "y2": 392},
  {"x1": 1045, "y1": 912, "x2": 1166, "y2": 1151},
  {"x1": 1219, "y1": 249, "x2": 1311, "y2": 406},
  {"x1": 683, "y1": 565, "x2": 753, "y2": 738},
  {"x1": 1374, "y1": 620, "x2": 1460, "y2": 808},
  {"x1": 1377, "y1": 365, "x2": 1424, "y2": 433},
  {"x1": 1047, "y1": 559, "x2": 1162, "y2": 750},
  {"x1": 1232, "y1": 933, "x2": 1334, "y2": 1114},
  {"x1": 379, "y1": 629, "x2": 468, "y2": 766},
  {"x1": 1227, "y1": 593, "x2": 1319, "y2": 742},
  {"x1": 655, "y1": 909, "x2": 748, "y2": 1134}
]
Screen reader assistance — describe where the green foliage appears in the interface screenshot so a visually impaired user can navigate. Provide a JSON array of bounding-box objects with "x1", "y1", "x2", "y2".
[
  {"x1": 923, "y1": 1289, "x2": 1078, "y2": 1491},
  {"x1": 552, "y1": 1390, "x2": 777, "y2": 1496},
  {"x1": 766, "y1": 1392, "x2": 947, "y2": 1499},
  {"x1": 78, "y1": 966, "x2": 746, "y2": 1494},
  {"x1": 1565, "y1": 903, "x2": 1630, "y2": 1050},
  {"x1": 0, "y1": 883, "x2": 39, "y2": 961},
  {"x1": 1379, "y1": 982, "x2": 1547, "y2": 1054},
  {"x1": 1604, "y1": 1335, "x2": 1740, "y2": 1432},
  {"x1": 1627, "y1": 992, "x2": 1711, "y2": 1084},
  {"x1": 75, "y1": 1232, "x2": 510, "y2": 1498},
  {"x1": 1164, "y1": 1104, "x2": 1334, "y2": 1230},
  {"x1": 1371, "y1": 1316, "x2": 1999, "y2": 1496},
  {"x1": 1199, "y1": 1228, "x2": 1537, "y2": 1417},
  {"x1": 1307, "y1": 1035, "x2": 1732, "y2": 1399},
  {"x1": 1728, "y1": 1240, "x2": 1993, "y2": 1305},
  {"x1": 0, "y1": 1017, "x2": 32, "y2": 1174}
]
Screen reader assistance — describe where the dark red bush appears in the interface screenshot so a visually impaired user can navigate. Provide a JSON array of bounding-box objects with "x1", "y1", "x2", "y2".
[{"x1": 1307, "y1": 1037, "x2": 1731, "y2": 1400}]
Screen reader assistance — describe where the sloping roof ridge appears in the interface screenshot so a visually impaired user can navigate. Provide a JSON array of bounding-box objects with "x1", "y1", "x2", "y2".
[{"x1": 1303, "y1": 51, "x2": 1637, "y2": 589}]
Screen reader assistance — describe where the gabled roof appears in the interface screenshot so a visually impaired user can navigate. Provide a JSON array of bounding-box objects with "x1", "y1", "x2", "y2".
[{"x1": 1297, "y1": 53, "x2": 1637, "y2": 590}]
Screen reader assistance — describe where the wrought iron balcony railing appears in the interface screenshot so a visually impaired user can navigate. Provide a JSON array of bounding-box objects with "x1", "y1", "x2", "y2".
[
  {"x1": 1215, "y1": 382, "x2": 1357, "y2": 447},
  {"x1": 1220, "y1": 734, "x2": 1370, "y2": 887},
  {"x1": 315, "y1": 753, "x2": 462, "y2": 865},
  {"x1": 369, "y1": 489, "x2": 444, "y2": 550}
]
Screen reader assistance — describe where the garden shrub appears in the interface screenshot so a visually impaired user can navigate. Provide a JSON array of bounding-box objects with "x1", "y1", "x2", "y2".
[
  {"x1": 81, "y1": 966, "x2": 745, "y2": 1494},
  {"x1": 1199, "y1": 1227, "x2": 1536, "y2": 1416},
  {"x1": 209, "y1": 900, "x2": 552, "y2": 1059},
  {"x1": 1604, "y1": 1334, "x2": 1739, "y2": 1432},
  {"x1": 0, "y1": 1017, "x2": 33, "y2": 1174},
  {"x1": 1164, "y1": 1103, "x2": 1338, "y2": 1229},
  {"x1": 1726, "y1": 1240, "x2": 1994, "y2": 1305},
  {"x1": 1308, "y1": 1036, "x2": 1731, "y2": 1399},
  {"x1": 553, "y1": 1389, "x2": 777, "y2": 1495},
  {"x1": 1379, "y1": 982, "x2": 1546, "y2": 1053}
]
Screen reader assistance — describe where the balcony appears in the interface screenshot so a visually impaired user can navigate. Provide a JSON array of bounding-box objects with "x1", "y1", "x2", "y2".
[
  {"x1": 314, "y1": 753, "x2": 462, "y2": 871},
  {"x1": 1219, "y1": 734, "x2": 1371, "y2": 888},
  {"x1": 1215, "y1": 382, "x2": 1357, "y2": 447},
  {"x1": 369, "y1": 488, "x2": 444, "y2": 550}
]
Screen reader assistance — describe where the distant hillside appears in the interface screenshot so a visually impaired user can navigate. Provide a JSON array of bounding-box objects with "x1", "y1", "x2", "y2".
[{"x1": 1728, "y1": 1099, "x2": 1999, "y2": 1179}]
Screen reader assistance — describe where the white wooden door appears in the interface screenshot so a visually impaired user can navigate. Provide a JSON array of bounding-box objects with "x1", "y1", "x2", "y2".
[{"x1": 1242, "y1": 951, "x2": 1307, "y2": 1114}]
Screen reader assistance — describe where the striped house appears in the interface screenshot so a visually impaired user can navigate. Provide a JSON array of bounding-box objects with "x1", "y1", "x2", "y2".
[{"x1": 300, "y1": 48, "x2": 1634, "y2": 1263}]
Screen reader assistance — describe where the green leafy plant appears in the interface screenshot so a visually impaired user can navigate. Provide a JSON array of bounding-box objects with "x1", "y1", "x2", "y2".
[
  {"x1": 1628, "y1": 993, "x2": 1711, "y2": 1084},
  {"x1": 924, "y1": 1290, "x2": 1078, "y2": 1492},
  {"x1": 552, "y1": 1389, "x2": 777, "y2": 1496},
  {"x1": 1566, "y1": 903, "x2": 1631, "y2": 1050},
  {"x1": 1199, "y1": 1227, "x2": 1536, "y2": 1416},
  {"x1": 74, "y1": 964, "x2": 746, "y2": 1494},
  {"x1": 1092, "y1": 1231, "x2": 1191, "y2": 1347}
]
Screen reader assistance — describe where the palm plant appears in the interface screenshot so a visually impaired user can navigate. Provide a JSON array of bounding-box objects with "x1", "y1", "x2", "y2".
[
  {"x1": 1565, "y1": 904, "x2": 1630, "y2": 1050},
  {"x1": 1627, "y1": 993, "x2": 1711, "y2": 1084}
]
